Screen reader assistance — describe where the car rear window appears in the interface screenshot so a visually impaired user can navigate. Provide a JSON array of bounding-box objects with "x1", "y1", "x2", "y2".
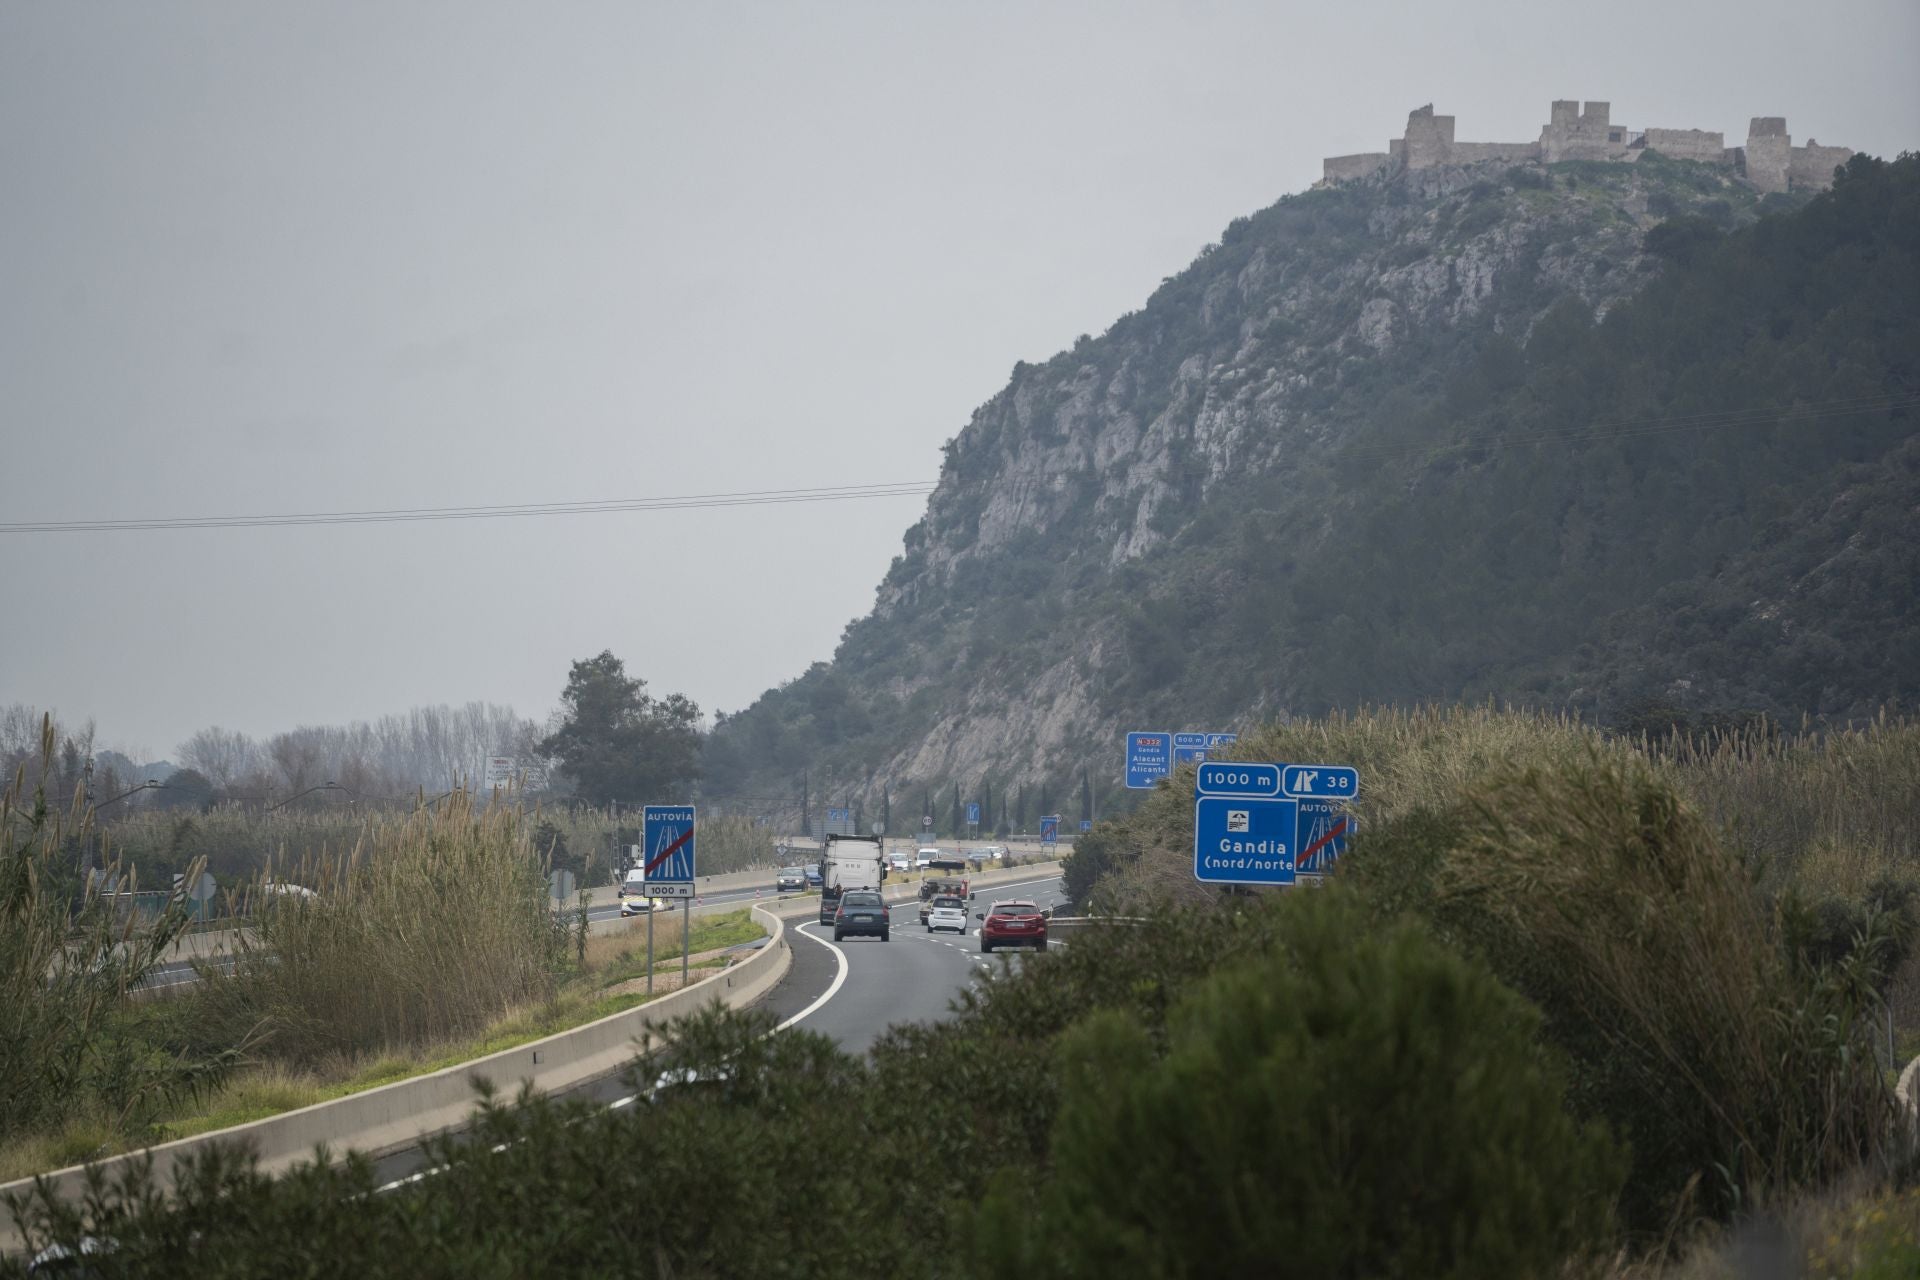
[
  {"x1": 933, "y1": 896, "x2": 963, "y2": 908},
  {"x1": 842, "y1": 892, "x2": 882, "y2": 906},
  {"x1": 994, "y1": 904, "x2": 1040, "y2": 917}
]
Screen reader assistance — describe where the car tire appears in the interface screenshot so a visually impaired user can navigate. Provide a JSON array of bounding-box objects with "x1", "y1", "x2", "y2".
[
  {"x1": 833, "y1": 929, "x2": 843, "y2": 942},
  {"x1": 882, "y1": 930, "x2": 891, "y2": 942},
  {"x1": 981, "y1": 939, "x2": 993, "y2": 954},
  {"x1": 924, "y1": 922, "x2": 930, "y2": 931},
  {"x1": 1037, "y1": 940, "x2": 1048, "y2": 952}
]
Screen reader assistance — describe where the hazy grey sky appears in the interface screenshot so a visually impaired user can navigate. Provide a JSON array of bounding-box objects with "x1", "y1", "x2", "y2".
[{"x1": 4, "y1": 1, "x2": 1916, "y2": 759}]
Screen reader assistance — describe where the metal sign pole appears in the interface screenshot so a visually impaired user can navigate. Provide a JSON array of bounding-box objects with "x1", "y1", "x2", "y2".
[
  {"x1": 646, "y1": 904, "x2": 654, "y2": 995},
  {"x1": 681, "y1": 898, "x2": 690, "y2": 986}
]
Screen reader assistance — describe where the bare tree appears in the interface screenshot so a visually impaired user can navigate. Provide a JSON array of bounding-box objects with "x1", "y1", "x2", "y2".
[{"x1": 177, "y1": 726, "x2": 264, "y2": 790}]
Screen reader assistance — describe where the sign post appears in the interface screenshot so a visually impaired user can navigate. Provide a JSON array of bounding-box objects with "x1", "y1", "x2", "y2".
[
  {"x1": 966, "y1": 802, "x2": 980, "y2": 839},
  {"x1": 643, "y1": 805, "x2": 696, "y2": 994},
  {"x1": 1039, "y1": 815, "x2": 1060, "y2": 846}
]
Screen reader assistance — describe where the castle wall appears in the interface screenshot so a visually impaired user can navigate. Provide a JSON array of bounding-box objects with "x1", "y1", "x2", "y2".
[
  {"x1": 1790, "y1": 140, "x2": 1853, "y2": 191},
  {"x1": 1450, "y1": 141, "x2": 1541, "y2": 165},
  {"x1": 1323, "y1": 153, "x2": 1391, "y2": 184},
  {"x1": 1316, "y1": 100, "x2": 1851, "y2": 196},
  {"x1": 1642, "y1": 127, "x2": 1725, "y2": 164}
]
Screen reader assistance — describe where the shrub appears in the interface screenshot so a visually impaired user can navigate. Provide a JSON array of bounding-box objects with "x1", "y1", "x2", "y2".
[
  {"x1": 1348, "y1": 754, "x2": 1904, "y2": 1227},
  {"x1": 0, "y1": 721, "x2": 216, "y2": 1146},
  {"x1": 975, "y1": 891, "x2": 1624, "y2": 1277}
]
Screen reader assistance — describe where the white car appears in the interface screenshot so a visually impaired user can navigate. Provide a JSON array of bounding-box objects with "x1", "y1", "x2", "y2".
[
  {"x1": 620, "y1": 893, "x2": 672, "y2": 917},
  {"x1": 925, "y1": 896, "x2": 969, "y2": 933},
  {"x1": 976, "y1": 845, "x2": 1005, "y2": 861},
  {"x1": 887, "y1": 854, "x2": 911, "y2": 873},
  {"x1": 915, "y1": 847, "x2": 939, "y2": 868}
]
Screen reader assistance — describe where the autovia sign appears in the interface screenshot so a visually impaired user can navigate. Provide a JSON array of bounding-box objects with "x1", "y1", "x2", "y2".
[
  {"x1": 1193, "y1": 763, "x2": 1359, "y2": 888},
  {"x1": 642, "y1": 805, "x2": 696, "y2": 887}
]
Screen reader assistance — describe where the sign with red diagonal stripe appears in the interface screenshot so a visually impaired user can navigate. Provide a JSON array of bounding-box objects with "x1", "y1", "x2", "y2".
[{"x1": 643, "y1": 805, "x2": 696, "y2": 887}]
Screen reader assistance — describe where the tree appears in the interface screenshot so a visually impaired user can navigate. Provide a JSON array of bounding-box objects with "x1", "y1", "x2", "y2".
[
  {"x1": 157, "y1": 768, "x2": 216, "y2": 812},
  {"x1": 1080, "y1": 768, "x2": 1093, "y2": 824},
  {"x1": 950, "y1": 785, "x2": 961, "y2": 837},
  {"x1": 881, "y1": 785, "x2": 891, "y2": 835},
  {"x1": 538, "y1": 652, "x2": 701, "y2": 807}
]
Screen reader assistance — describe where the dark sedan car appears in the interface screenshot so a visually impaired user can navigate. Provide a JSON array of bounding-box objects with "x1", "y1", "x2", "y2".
[{"x1": 832, "y1": 890, "x2": 890, "y2": 942}]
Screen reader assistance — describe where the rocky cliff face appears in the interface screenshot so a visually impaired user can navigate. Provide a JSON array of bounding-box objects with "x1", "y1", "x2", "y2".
[{"x1": 706, "y1": 150, "x2": 1916, "y2": 815}]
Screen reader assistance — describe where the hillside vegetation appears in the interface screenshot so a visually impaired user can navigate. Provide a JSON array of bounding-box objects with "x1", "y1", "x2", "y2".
[{"x1": 706, "y1": 153, "x2": 1918, "y2": 814}]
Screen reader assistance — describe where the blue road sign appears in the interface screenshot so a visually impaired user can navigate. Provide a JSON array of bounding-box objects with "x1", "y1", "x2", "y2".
[
  {"x1": 642, "y1": 805, "x2": 697, "y2": 886},
  {"x1": 1126, "y1": 731, "x2": 1172, "y2": 788},
  {"x1": 1195, "y1": 793, "x2": 1299, "y2": 887},
  {"x1": 1295, "y1": 800, "x2": 1355, "y2": 876},
  {"x1": 1205, "y1": 733, "x2": 1238, "y2": 749},
  {"x1": 1173, "y1": 732, "x2": 1208, "y2": 751},
  {"x1": 1080, "y1": 819, "x2": 1092, "y2": 832},
  {"x1": 1194, "y1": 762, "x2": 1360, "y2": 887},
  {"x1": 1281, "y1": 765, "x2": 1360, "y2": 800},
  {"x1": 966, "y1": 802, "x2": 980, "y2": 826},
  {"x1": 1039, "y1": 815, "x2": 1060, "y2": 844}
]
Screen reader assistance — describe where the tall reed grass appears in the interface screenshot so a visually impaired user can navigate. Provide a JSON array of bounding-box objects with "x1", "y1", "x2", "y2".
[{"x1": 203, "y1": 792, "x2": 559, "y2": 1062}]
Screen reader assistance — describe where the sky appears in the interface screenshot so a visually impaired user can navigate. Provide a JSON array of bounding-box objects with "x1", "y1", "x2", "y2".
[{"x1": 3, "y1": 0, "x2": 1916, "y2": 761}]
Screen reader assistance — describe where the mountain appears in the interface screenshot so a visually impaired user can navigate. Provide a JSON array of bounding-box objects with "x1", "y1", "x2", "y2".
[{"x1": 704, "y1": 150, "x2": 1919, "y2": 818}]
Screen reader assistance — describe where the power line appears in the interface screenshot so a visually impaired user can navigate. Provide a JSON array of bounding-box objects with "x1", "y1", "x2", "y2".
[
  {"x1": 0, "y1": 480, "x2": 938, "y2": 536},
  {"x1": 9, "y1": 392, "x2": 1907, "y2": 536}
]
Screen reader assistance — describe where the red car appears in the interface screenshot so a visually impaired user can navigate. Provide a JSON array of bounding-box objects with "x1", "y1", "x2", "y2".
[{"x1": 978, "y1": 899, "x2": 1049, "y2": 953}]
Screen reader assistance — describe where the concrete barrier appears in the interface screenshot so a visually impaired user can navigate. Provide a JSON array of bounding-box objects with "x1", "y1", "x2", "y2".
[{"x1": 1, "y1": 904, "x2": 791, "y2": 1254}]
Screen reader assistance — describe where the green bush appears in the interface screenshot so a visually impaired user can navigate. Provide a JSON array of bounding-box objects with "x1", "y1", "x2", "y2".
[
  {"x1": 1345, "y1": 754, "x2": 1904, "y2": 1227},
  {"x1": 974, "y1": 891, "x2": 1624, "y2": 1278}
]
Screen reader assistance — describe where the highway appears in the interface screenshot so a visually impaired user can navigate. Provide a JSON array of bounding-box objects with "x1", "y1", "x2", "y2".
[
  {"x1": 760, "y1": 873, "x2": 1071, "y2": 1054},
  {"x1": 364, "y1": 873, "x2": 1069, "y2": 1190}
]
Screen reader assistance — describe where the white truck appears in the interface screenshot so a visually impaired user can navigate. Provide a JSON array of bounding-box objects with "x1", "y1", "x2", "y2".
[{"x1": 817, "y1": 833, "x2": 885, "y2": 909}]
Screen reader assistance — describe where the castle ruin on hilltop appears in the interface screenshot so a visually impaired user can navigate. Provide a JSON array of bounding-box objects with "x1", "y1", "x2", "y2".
[{"x1": 1322, "y1": 101, "x2": 1854, "y2": 193}]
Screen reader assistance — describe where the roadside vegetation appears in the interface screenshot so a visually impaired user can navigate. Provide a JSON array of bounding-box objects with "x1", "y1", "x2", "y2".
[
  {"x1": 0, "y1": 726, "x2": 769, "y2": 1185},
  {"x1": 8, "y1": 706, "x2": 1916, "y2": 1275}
]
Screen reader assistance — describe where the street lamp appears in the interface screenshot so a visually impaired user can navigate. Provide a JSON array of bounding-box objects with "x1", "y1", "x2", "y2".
[
  {"x1": 94, "y1": 780, "x2": 168, "y2": 811},
  {"x1": 266, "y1": 782, "x2": 352, "y2": 813}
]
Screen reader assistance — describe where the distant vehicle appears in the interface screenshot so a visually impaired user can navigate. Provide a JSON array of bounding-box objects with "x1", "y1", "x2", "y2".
[
  {"x1": 915, "y1": 847, "x2": 939, "y2": 868},
  {"x1": 776, "y1": 867, "x2": 805, "y2": 893},
  {"x1": 887, "y1": 853, "x2": 911, "y2": 873},
  {"x1": 918, "y1": 876, "x2": 969, "y2": 923},
  {"x1": 978, "y1": 899, "x2": 1049, "y2": 953},
  {"x1": 975, "y1": 845, "x2": 1005, "y2": 862},
  {"x1": 832, "y1": 889, "x2": 890, "y2": 942},
  {"x1": 925, "y1": 895, "x2": 968, "y2": 934},
  {"x1": 819, "y1": 833, "x2": 884, "y2": 913},
  {"x1": 621, "y1": 892, "x2": 671, "y2": 918},
  {"x1": 803, "y1": 865, "x2": 823, "y2": 887}
]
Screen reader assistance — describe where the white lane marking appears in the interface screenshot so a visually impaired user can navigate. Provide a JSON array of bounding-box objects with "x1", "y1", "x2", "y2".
[{"x1": 776, "y1": 923, "x2": 851, "y2": 1032}]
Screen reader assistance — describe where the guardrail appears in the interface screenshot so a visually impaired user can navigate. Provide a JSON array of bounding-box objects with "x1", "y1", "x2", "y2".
[{"x1": 1, "y1": 904, "x2": 792, "y2": 1255}]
